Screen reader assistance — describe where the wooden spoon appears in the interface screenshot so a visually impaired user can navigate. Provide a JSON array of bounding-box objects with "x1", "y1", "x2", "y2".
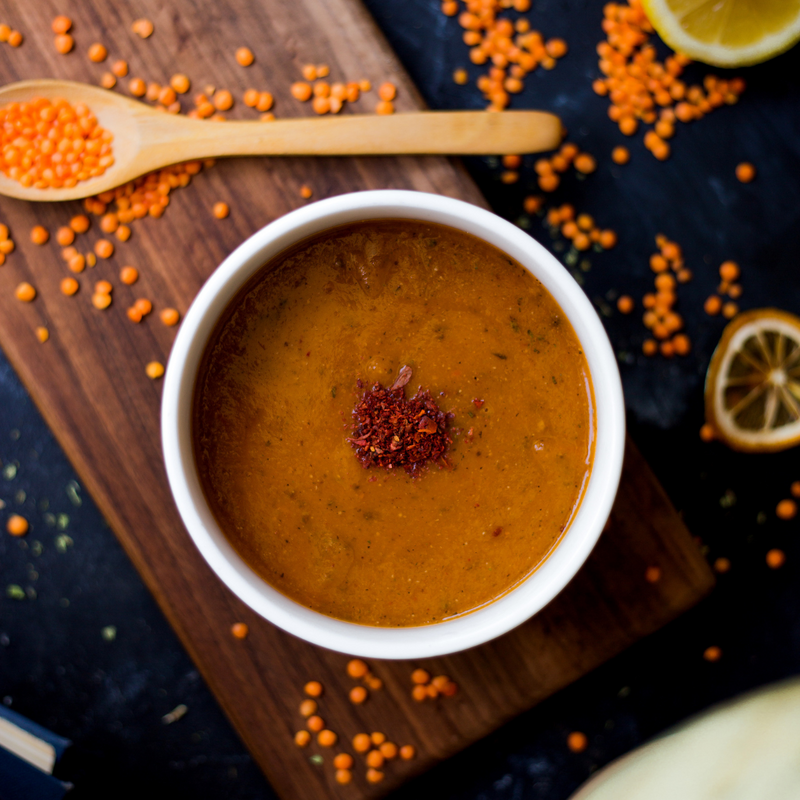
[{"x1": 0, "y1": 79, "x2": 562, "y2": 203}]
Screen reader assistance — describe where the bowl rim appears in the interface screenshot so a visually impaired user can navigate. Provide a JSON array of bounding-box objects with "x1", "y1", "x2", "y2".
[{"x1": 162, "y1": 189, "x2": 625, "y2": 659}]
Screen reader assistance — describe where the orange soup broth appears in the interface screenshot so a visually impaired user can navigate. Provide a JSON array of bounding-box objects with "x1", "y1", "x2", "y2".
[{"x1": 194, "y1": 220, "x2": 595, "y2": 626}]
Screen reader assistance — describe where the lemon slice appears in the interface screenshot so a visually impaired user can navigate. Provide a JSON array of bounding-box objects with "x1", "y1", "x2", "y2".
[
  {"x1": 705, "y1": 309, "x2": 800, "y2": 452},
  {"x1": 641, "y1": 0, "x2": 800, "y2": 67}
]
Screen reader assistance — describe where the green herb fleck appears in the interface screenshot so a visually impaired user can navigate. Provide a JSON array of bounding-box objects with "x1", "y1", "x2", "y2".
[
  {"x1": 56, "y1": 513, "x2": 69, "y2": 530},
  {"x1": 101, "y1": 625, "x2": 117, "y2": 641},
  {"x1": 492, "y1": 353, "x2": 508, "y2": 360},
  {"x1": 309, "y1": 754, "x2": 324, "y2": 766},
  {"x1": 55, "y1": 534, "x2": 73, "y2": 553},
  {"x1": 6, "y1": 584, "x2": 24, "y2": 600},
  {"x1": 720, "y1": 490, "x2": 736, "y2": 508},
  {"x1": 66, "y1": 480, "x2": 82, "y2": 507},
  {"x1": 331, "y1": 386, "x2": 337, "y2": 398}
]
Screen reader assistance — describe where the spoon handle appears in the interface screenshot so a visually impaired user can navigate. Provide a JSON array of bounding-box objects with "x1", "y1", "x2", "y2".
[{"x1": 146, "y1": 110, "x2": 562, "y2": 159}]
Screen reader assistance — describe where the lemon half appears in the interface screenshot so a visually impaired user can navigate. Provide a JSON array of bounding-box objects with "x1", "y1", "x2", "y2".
[
  {"x1": 705, "y1": 309, "x2": 800, "y2": 452},
  {"x1": 641, "y1": 0, "x2": 800, "y2": 67}
]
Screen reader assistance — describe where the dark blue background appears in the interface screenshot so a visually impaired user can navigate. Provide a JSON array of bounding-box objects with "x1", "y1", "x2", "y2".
[{"x1": 1, "y1": 1, "x2": 799, "y2": 797}]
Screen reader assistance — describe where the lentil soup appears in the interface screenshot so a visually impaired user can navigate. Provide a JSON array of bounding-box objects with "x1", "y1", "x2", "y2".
[{"x1": 193, "y1": 220, "x2": 594, "y2": 627}]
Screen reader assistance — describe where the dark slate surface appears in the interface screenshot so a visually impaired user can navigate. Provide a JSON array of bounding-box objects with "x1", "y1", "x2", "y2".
[{"x1": 1, "y1": 1, "x2": 799, "y2": 798}]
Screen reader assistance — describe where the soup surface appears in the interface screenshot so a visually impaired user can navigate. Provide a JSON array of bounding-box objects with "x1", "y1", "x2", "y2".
[{"x1": 194, "y1": 220, "x2": 594, "y2": 627}]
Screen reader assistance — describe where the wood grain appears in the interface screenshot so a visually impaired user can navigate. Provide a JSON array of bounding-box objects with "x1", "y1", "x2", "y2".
[{"x1": 0, "y1": 1, "x2": 714, "y2": 798}]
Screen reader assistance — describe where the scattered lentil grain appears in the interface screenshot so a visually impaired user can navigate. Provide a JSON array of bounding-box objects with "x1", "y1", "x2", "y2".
[
  {"x1": 335, "y1": 769, "x2": 352, "y2": 785},
  {"x1": 567, "y1": 731, "x2": 588, "y2": 753},
  {"x1": 776, "y1": 499, "x2": 797, "y2": 520},
  {"x1": 132, "y1": 19, "x2": 154, "y2": 38},
  {"x1": 30, "y1": 226, "x2": 49, "y2": 245},
  {"x1": 318, "y1": 730, "x2": 337, "y2": 747},
  {"x1": 349, "y1": 686, "x2": 368, "y2": 704},
  {"x1": 299, "y1": 699, "x2": 317, "y2": 717},
  {"x1": 88, "y1": 43, "x2": 107, "y2": 62},
  {"x1": 160, "y1": 308, "x2": 180, "y2": 326},
  {"x1": 735, "y1": 162, "x2": 755, "y2": 183},
  {"x1": 60, "y1": 277, "x2": 79, "y2": 296},
  {"x1": 703, "y1": 645, "x2": 722, "y2": 662},
  {"x1": 236, "y1": 47, "x2": 254, "y2": 66},
  {"x1": 15, "y1": 282, "x2": 36, "y2": 302},
  {"x1": 6, "y1": 514, "x2": 29, "y2": 536},
  {"x1": 766, "y1": 549, "x2": 786, "y2": 569},
  {"x1": 145, "y1": 361, "x2": 164, "y2": 379},
  {"x1": 54, "y1": 34, "x2": 73, "y2": 54}
]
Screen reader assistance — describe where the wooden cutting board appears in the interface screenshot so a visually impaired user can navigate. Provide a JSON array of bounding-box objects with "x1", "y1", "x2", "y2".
[{"x1": 0, "y1": 1, "x2": 714, "y2": 797}]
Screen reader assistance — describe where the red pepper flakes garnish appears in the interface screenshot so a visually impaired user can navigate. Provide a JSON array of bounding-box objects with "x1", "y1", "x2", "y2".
[
  {"x1": 472, "y1": 397, "x2": 485, "y2": 408},
  {"x1": 348, "y1": 365, "x2": 452, "y2": 475}
]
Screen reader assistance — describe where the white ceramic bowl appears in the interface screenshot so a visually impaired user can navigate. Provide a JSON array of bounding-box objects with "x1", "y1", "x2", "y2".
[{"x1": 162, "y1": 190, "x2": 625, "y2": 659}]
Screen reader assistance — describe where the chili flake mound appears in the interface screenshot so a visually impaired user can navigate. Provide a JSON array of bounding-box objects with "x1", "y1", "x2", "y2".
[
  {"x1": 348, "y1": 365, "x2": 451, "y2": 474},
  {"x1": 0, "y1": 97, "x2": 114, "y2": 189}
]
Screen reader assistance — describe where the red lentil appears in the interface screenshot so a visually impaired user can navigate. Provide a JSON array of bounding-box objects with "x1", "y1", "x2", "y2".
[
  {"x1": 713, "y1": 557, "x2": 731, "y2": 573},
  {"x1": 349, "y1": 686, "x2": 368, "y2": 704},
  {"x1": 231, "y1": 622, "x2": 248, "y2": 639},
  {"x1": 132, "y1": 19, "x2": 154, "y2": 38},
  {"x1": 145, "y1": 361, "x2": 164, "y2": 379},
  {"x1": 567, "y1": 731, "x2": 588, "y2": 753},
  {"x1": 766, "y1": 549, "x2": 786, "y2": 569},
  {"x1": 611, "y1": 145, "x2": 630, "y2": 164},
  {"x1": 30, "y1": 225, "x2": 49, "y2": 245},
  {"x1": 88, "y1": 43, "x2": 107, "y2": 62},
  {"x1": 6, "y1": 514, "x2": 29, "y2": 536},
  {"x1": 699, "y1": 423, "x2": 715, "y2": 441},
  {"x1": 331, "y1": 753, "x2": 352, "y2": 770},
  {"x1": 644, "y1": 565, "x2": 661, "y2": 583},
  {"x1": 318, "y1": 729, "x2": 337, "y2": 747},
  {"x1": 735, "y1": 162, "x2": 755, "y2": 183},
  {"x1": 703, "y1": 646, "x2": 722, "y2": 662},
  {"x1": 776, "y1": 499, "x2": 797, "y2": 520},
  {"x1": 54, "y1": 34, "x2": 73, "y2": 54},
  {"x1": 160, "y1": 308, "x2": 180, "y2": 326},
  {"x1": 15, "y1": 282, "x2": 36, "y2": 302},
  {"x1": 236, "y1": 47, "x2": 254, "y2": 66},
  {"x1": 60, "y1": 277, "x2": 79, "y2": 296},
  {"x1": 294, "y1": 730, "x2": 311, "y2": 747}
]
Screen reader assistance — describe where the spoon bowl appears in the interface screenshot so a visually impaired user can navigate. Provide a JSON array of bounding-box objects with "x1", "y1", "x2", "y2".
[{"x1": 0, "y1": 79, "x2": 563, "y2": 202}]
